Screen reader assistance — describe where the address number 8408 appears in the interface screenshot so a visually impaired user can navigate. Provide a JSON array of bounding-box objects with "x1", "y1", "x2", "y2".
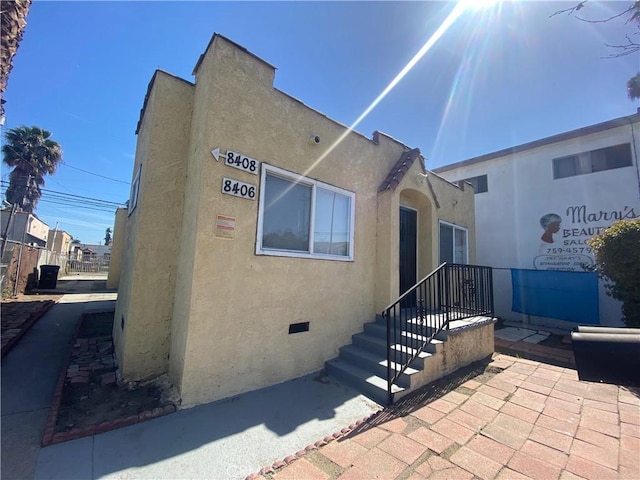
[{"x1": 225, "y1": 150, "x2": 258, "y2": 174}]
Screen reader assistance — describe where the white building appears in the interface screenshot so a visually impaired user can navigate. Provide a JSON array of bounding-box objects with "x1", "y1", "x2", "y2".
[
  {"x1": 0, "y1": 210, "x2": 50, "y2": 248},
  {"x1": 434, "y1": 112, "x2": 640, "y2": 330}
]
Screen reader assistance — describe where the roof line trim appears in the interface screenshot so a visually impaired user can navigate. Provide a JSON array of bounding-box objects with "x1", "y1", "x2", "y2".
[{"x1": 434, "y1": 112, "x2": 640, "y2": 173}]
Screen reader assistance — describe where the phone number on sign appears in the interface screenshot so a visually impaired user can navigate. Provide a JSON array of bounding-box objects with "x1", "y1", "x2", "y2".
[{"x1": 545, "y1": 247, "x2": 592, "y2": 254}]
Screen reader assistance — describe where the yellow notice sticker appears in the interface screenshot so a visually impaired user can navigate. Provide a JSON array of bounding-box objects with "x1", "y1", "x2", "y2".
[{"x1": 215, "y1": 215, "x2": 236, "y2": 239}]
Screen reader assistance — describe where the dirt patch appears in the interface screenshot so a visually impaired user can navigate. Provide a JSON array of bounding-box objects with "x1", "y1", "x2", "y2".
[{"x1": 52, "y1": 311, "x2": 176, "y2": 437}]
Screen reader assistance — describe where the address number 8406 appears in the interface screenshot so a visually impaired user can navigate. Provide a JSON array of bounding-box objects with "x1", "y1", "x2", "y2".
[{"x1": 222, "y1": 177, "x2": 256, "y2": 200}]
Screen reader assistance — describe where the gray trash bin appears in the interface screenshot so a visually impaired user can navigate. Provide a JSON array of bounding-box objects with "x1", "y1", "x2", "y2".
[{"x1": 39, "y1": 265, "x2": 61, "y2": 289}]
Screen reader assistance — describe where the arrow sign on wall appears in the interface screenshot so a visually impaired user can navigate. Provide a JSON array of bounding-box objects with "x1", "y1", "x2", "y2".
[{"x1": 211, "y1": 147, "x2": 221, "y2": 161}]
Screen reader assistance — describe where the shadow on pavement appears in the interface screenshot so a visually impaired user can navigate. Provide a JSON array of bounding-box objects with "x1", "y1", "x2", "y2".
[
  {"x1": 31, "y1": 279, "x2": 116, "y2": 295},
  {"x1": 37, "y1": 371, "x2": 379, "y2": 479}
]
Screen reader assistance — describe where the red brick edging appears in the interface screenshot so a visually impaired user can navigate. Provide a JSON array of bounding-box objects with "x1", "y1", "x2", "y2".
[
  {"x1": 243, "y1": 410, "x2": 383, "y2": 480},
  {"x1": 1, "y1": 300, "x2": 56, "y2": 358},
  {"x1": 41, "y1": 312, "x2": 177, "y2": 446}
]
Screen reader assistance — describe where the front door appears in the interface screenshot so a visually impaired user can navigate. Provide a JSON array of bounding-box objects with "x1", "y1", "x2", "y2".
[{"x1": 399, "y1": 207, "x2": 417, "y2": 308}]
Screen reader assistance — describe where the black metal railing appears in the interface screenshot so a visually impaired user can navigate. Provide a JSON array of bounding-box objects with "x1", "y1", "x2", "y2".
[{"x1": 383, "y1": 263, "x2": 493, "y2": 404}]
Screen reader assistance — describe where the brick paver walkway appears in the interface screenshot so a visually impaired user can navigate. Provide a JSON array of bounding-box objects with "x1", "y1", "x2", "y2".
[
  {"x1": 253, "y1": 353, "x2": 639, "y2": 480},
  {"x1": 1, "y1": 296, "x2": 60, "y2": 357}
]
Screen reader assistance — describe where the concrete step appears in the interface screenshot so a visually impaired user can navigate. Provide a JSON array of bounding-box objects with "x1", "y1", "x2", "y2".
[
  {"x1": 353, "y1": 331, "x2": 442, "y2": 356},
  {"x1": 339, "y1": 344, "x2": 420, "y2": 388},
  {"x1": 352, "y1": 332, "x2": 434, "y2": 369},
  {"x1": 364, "y1": 321, "x2": 446, "y2": 345},
  {"x1": 325, "y1": 358, "x2": 404, "y2": 405},
  {"x1": 326, "y1": 311, "x2": 455, "y2": 405}
]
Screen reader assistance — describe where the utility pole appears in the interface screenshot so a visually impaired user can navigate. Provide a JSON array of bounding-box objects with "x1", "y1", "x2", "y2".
[
  {"x1": 1, "y1": 202, "x2": 18, "y2": 261},
  {"x1": 10, "y1": 174, "x2": 32, "y2": 296},
  {"x1": 1, "y1": 174, "x2": 30, "y2": 262},
  {"x1": 51, "y1": 221, "x2": 58, "y2": 253}
]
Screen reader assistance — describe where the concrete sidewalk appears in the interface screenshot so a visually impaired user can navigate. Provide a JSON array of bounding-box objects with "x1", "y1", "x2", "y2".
[
  {"x1": 1, "y1": 289, "x2": 117, "y2": 480},
  {"x1": 35, "y1": 373, "x2": 380, "y2": 479}
]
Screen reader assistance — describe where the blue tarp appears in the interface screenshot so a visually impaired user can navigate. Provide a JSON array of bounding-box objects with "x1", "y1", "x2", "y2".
[{"x1": 511, "y1": 269, "x2": 599, "y2": 324}]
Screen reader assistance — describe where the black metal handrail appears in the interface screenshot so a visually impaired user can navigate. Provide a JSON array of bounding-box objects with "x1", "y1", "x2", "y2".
[{"x1": 382, "y1": 262, "x2": 494, "y2": 404}]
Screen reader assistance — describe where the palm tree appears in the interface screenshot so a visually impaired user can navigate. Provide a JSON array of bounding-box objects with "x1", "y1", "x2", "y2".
[
  {"x1": 2, "y1": 126, "x2": 63, "y2": 212},
  {"x1": 0, "y1": 0, "x2": 33, "y2": 121}
]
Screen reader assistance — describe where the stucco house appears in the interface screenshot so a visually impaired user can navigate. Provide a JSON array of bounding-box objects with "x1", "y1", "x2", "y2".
[
  {"x1": 1, "y1": 210, "x2": 49, "y2": 247},
  {"x1": 113, "y1": 34, "x2": 494, "y2": 408},
  {"x1": 46, "y1": 229, "x2": 72, "y2": 254},
  {"x1": 435, "y1": 113, "x2": 640, "y2": 330}
]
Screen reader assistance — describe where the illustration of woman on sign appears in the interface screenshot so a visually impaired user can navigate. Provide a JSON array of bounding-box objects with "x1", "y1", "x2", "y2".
[{"x1": 540, "y1": 213, "x2": 562, "y2": 244}]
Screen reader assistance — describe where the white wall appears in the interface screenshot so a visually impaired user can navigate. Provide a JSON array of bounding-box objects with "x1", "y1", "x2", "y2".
[
  {"x1": 0, "y1": 211, "x2": 50, "y2": 246},
  {"x1": 437, "y1": 117, "x2": 640, "y2": 329}
]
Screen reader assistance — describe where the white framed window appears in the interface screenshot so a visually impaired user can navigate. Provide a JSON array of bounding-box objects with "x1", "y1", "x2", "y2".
[
  {"x1": 439, "y1": 221, "x2": 468, "y2": 264},
  {"x1": 128, "y1": 164, "x2": 141, "y2": 215},
  {"x1": 256, "y1": 164, "x2": 355, "y2": 261}
]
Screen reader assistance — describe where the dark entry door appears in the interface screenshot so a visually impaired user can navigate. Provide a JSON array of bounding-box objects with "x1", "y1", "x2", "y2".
[{"x1": 399, "y1": 207, "x2": 417, "y2": 308}]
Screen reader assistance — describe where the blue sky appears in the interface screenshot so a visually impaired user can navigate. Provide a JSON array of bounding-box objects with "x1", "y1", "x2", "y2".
[{"x1": 1, "y1": 0, "x2": 638, "y2": 244}]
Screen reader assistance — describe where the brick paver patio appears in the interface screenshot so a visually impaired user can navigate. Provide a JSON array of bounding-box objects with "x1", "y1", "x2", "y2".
[{"x1": 253, "y1": 353, "x2": 639, "y2": 480}]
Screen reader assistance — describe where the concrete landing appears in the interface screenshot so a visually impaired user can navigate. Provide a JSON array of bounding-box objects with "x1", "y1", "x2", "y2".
[{"x1": 494, "y1": 326, "x2": 550, "y2": 343}]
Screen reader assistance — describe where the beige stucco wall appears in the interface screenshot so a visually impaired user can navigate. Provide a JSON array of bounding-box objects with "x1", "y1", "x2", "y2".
[
  {"x1": 113, "y1": 71, "x2": 194, "y2": 381},
  {"x1": 161, "y1": 36, "x2": 476, "y2": 407},
  {"x1": 170, "y1": 37, "x2": 405, "y2": 406},
  {"x1": 440, "y1": 320, "x2": 495, "y2": 376},
  {"x1": 374, "y1": 162, "x2": 475, "y2": 312},
  {"x1": 395, "y1": 318, "x2": 496, "y2": 401},
  {"x1": 117, "y1": 34, "x2": 477, "y2": 408},
  {"x1": 428, "y1": 172, "x2": 477, "y2": 264},
  {"x1": 106, "y1": 207, "x2": 127, "y2": 289},
  {"x1": 47, "y1": 230, "x2": 71, "y2": 254}
]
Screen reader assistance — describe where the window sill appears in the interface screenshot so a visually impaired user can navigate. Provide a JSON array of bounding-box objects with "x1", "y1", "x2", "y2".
[{"x1": 255, "y1": 248, "x2": 354, "y2": 262}]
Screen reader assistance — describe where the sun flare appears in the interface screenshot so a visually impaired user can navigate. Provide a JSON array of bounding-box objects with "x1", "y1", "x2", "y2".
[{"x1": 461, "y1": 0, "x2": 503, "y2": 12}]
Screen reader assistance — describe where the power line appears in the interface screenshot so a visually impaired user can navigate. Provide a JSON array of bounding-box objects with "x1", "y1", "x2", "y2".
[
  {"x1": 0, "y1": 181, "x2": 125, "y2": 206},
  {"x1": 62, "y1": 162, "x2": 131, "y2": 185},
  {"x1": 34, "y1": 198, "x2": 119, "y2": 213},
  {"x1": 1, "y1": 144, "x2": 131, "y2": 185},
  {"x1": 48, "y1": 177, "x2": 77, "y2": 195},
  {"x1": 0, "y1": 190, "x2": 122, "y2": 214},
  {"x1": 39, "y1": 194, "x2": 122, "y2": 210}
]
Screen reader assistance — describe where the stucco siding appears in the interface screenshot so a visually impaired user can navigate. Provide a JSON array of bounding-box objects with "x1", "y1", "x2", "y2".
[
  {"x1": 175, "y1": 37, "x2": 412, "y2": 406},
  {"x1": 113, "y1": 71, "x2": 194, "y2": 380},
  {"x1": 106, "y1": 207, "x2": 127, "y2": 289},
  {"x1": 120, "y1": 34, "x2": 476, "y2": 408}
]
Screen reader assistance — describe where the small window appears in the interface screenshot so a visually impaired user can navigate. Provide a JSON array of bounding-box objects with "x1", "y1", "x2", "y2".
[
  {"x1": 128, "y1": 164, "x2": 142, "y2": 215},
  {"x1": 462, "y1": 174, "x2": 488, "y2": 194},
  {"x1": 553, "y1": 143, "x2": 632, "y2": 179},
  {"x1": 439, "y1": 221, "x2": 468, "y2": 264},
  {"x1": 553, "y1": 155, "x2": 580, "y2": 179},
  {"x1": 257, "y1": 164, "x2": 355, "y2": 261}
]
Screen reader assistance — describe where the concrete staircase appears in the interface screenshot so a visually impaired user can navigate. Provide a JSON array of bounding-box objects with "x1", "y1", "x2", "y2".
[{"x1": 325, "y1": 314, "x2": 447, "y2": 405}]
